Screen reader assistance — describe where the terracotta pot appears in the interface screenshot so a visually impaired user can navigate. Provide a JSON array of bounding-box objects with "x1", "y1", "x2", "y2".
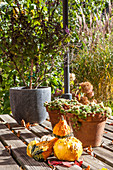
[
  {"x1": 46, "y1": 107, "x2": 70, "y2": 129},
  {"x1": 66, "y1": 113, "x2": 107, "y2": 147}
]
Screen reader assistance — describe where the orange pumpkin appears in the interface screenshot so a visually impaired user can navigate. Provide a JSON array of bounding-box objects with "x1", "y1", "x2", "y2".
[{"x1": 53, "y1": 116, "x2": 71, "y2": 138}]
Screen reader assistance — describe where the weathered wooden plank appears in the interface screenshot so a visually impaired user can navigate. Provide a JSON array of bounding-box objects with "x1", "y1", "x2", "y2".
[
  {"x1": 103, "y1": 130, "x2": 113, "y2": 141},
  {"x1": 0, "y1": 114, "x2": 19, "y2": 127},
  {"x1": 105, "y1": 124, "x2": 113, "y2": 133},
  {"x1": 102, "y1": 136, "x2": 112, "y2": 145},
  {"x1": 1, "y1": 115, "x2": 113, "y2": 170},
  {"x1": 30, "y1": 125, "x2": 51, "y2": 137},
  {"x1": 0, "y1": 141, "x2": 20, "y2": 170},
  {"x1": 0, "y1": 114, "x2": 40, "y2": 144},
  {"x1": 101, "y1": 138, "x2": 113, "y2": 152},
  {"x1": 0, "y1": 122, "x2": 51, "y2": 170},
  {"x1": 106, "y1": 118, "x2": 113, "y2": 124},
  {"x1": 0, "y1": 116, "x2": 83, "y2": 170},
  {"x1": 79, "y1": 152, "x2": 113, "y2": 170},
  {"x1": 55, "y1": 165, "x2": 82, "y2": 170},
  {"x1": 0, "y1": 115, "x2": 82, "y2": 170},
  {"x1": 40, "y1": 120, "x2": 53, "y2": 131},
  {"x1": 93, "y1": 147, "x2": 113, "y2": 167}
]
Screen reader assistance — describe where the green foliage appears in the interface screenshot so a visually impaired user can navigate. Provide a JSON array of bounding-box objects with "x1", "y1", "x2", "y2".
[
  {"x1": 0, "y1": 58, "x2": 23, "y2": 114},
  {"x1": 71, "y1": 33, "x2": 113, "y2": 106},
  {"x1": 0, "y1": 0, "x2": 69, "y2": 88},
  {"x1": 69, "y1": 1, "x2": 113, "y2": 111},
  {"x1": 44, "y1": 98, "x2": 111, "y2": 118},
  {"x1": 0, "y1": 0, "x2": 113, "y2": 115},
  {"x1": 68, "y1": 0, "x2": 109, "y2": 45},
  {"x1": 0, "y1": 0, "x2": 67, "y2": 114}
]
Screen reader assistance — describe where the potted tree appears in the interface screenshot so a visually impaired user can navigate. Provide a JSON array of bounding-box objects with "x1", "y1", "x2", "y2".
[{"x1": 0, "y1": 0, "x2": 69, "y2": 124}]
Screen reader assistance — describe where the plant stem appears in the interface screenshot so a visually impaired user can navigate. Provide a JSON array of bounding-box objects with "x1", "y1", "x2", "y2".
[
  {"x1": 30, "y1": 59, "x2": 33, "y2": 89},
  {"x1": 9, "y1": 55, "x2": 28, "y2": 87}
]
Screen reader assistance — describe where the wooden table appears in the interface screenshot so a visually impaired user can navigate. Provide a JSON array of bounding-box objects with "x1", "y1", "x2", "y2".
[{"x1": 0, "y1": 114, "x2": 113, "y2": 170}]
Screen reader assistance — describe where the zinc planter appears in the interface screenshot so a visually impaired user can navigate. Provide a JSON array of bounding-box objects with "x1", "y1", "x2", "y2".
[{"x1": 10, "y1": 87, "x2": 51, "y2": 124}]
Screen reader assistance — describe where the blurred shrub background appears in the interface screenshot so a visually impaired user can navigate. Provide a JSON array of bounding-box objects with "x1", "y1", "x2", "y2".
[{"x1": 0, "y1": 0, "x2": 113, "y2": 114}]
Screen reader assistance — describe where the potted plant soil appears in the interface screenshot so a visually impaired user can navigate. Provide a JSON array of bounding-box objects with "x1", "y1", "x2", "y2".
[{"x1": 0, "y1": 0, "x2": 69, "y2": 124}]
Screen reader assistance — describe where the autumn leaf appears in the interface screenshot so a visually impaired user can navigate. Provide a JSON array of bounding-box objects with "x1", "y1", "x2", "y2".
[
  {"x1": 108, "y1": 140, "x2": 113, "y2": 145},
  {"x1": 94, "y1": 154, "x2": 96, "y2": 157},
  {"x1": 17, "y1": 130, "x2": 21, "y2": 137},
  {"x1": 74, "y1": 160, "x2": 83, "y2": 167},
  {"x1": 20, "y1": 166, "x2": 24, "y2": 170},
  {"x1": 31, "y1": 123, "x2": 38, "y2": 127},
  {"x1": 47, "y1": 160, "x2": 83, "y2": 168},
  {"x1": 5, "y1": 123, "x2": 11, "y2": 129},
  {"x1": 21, "y1": 119, "x2": 26, "y2": 127},
  {"x1": 88, "y1": 145, "x2": 93, "y2": 152},
  {"x1": 26, "y1": 122, "x2": 30, "y2": 130},
  {"x1": 5, "y1": 145, "x2": 11, "y2": 154},
  {"x1": 85, "y1": 165, "x2": 90, "y2": 170},
  {"x1": 24, "y1": 141, "x2": 27, "y2": 145},
  {"x1": 84, "y1": 146, "x2": 94, "y2": 156}
]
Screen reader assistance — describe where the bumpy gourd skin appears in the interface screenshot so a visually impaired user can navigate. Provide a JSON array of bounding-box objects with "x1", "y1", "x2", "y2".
[
  {"x1": 53, "y1": 118, "x2": 71, "y2": 138},
  {"x1": 54, "y1": 136, "x2": 83, "y2": 161},
  {"x1": 27, "y1": 138, "x2": 58, "y2": 161}
]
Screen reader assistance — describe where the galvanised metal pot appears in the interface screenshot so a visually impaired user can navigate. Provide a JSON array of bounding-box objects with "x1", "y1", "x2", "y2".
[{"x1": 10, "y1": 86, "x2": 51, "y2": 124}]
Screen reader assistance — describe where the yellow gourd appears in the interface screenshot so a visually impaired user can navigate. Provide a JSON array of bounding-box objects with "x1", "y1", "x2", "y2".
[
  {"x1": 54, "y1": 136, "x2": 83, "y2": 161},
  {"x1": 53, "y1": 116, "x2": 71, "y2": 138}
]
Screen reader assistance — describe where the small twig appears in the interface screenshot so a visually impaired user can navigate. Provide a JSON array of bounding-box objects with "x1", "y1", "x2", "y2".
[
  {"x1": 30, "y1": 59, "x2": 33, "y2": 89},
  {"x1": 33, "y1": 77, "x2": 40, "y2": 89},
  {"x1": 9, "y1": 54, "x2": 28, "y2": 87}
]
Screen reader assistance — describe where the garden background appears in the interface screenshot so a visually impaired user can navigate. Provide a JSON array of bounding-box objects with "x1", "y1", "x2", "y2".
[{"x1": 0, "y1": 0, "x2": 113, "y2": 115}]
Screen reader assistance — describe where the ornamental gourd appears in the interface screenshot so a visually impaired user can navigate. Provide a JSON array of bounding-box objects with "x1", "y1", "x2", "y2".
[
  {"x1": 53, "y1": 115, "x2": 71, "y2": 138},
  {"x1": 27, "y1": 138, "x2": 58, "y2": 161},
  {"x1": 54, "y1": 136, "x2": 83, "y2": 161}
]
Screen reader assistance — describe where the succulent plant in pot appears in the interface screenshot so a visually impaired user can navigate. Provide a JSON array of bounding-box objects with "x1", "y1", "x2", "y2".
[
  {"x1": 66, "y1": 102, "x2": 111, "y2": 147},
  {"x1": 0, "y1": 0, "x2": 70, "y2": 124},
  {"x1": 44, "y1": 98, "x2": 81, "y2": 128},
  {"x1": 44, "y1": 98, "x2": 111, "y2": 147}
]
